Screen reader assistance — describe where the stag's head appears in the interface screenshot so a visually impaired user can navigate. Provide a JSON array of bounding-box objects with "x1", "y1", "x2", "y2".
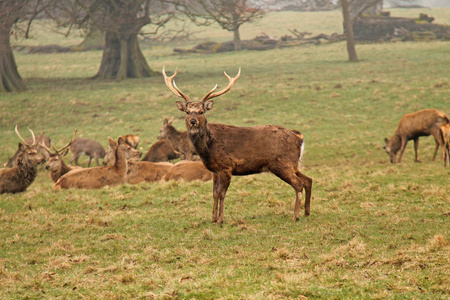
[
  {"x1": 42, "y1": 130, "x2": 77, "y2": 172},
  {"x1": 14, "y1": 126, "x2": 45, "y2": 167},
  {"x1": 157, "y1": 117, "x2": 175, "y2": 140},
  {"x1": 384, "y1": 138, "x2": 397, "y2": 164},
  {"x1": 162, "y1": 67, "x2": 241, "y2": 134}
]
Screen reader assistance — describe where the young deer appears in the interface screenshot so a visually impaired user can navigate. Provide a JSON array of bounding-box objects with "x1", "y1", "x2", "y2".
[
  {"x1": 0, "y1": 126, "x2": 45, "y2": 194},
  {"x1": 163, "y1": 67, "x2": 313, "y2": 223},
  {"x1": 104, "y1": 138, "x2": 172, "y2": 184},
  {"x1": 69, "y1": 137, "x2": 106, "y2": 167},
  {"x1": 158, "y1": 117, "x2": 197, "y2": 160},
  {"x1": 55, "y1": 137, "x2": 128, "y2": 189},
  {"x1": 142, "y1": 139, "x2": 180, "y2": 162},
  {"x1": 42, "y1": 130, "x2": 81, "y2": 182},
  {"x1": 103, "y1": 137, "x2": 142, "y2": 166},
  {"x1": 162, "y1": 161, "x2": 212, "y2": 182},
  {"x1": 384, "y1": 109, "x2": 449, "y2": 163}
]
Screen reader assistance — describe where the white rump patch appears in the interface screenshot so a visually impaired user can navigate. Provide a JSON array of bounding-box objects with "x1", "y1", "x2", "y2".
[{"x1": 298, "y1": 141, "x2": 305, "y2": 169}]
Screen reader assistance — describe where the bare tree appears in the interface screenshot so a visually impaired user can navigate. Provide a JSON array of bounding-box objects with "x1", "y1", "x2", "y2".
[
  {"x1": 0, "y1": 0, "x2": 51, "y2": 92},
  {"x1": 340, "y1": 0, "x2": 382, "y2": 61},
  {"x1": 176, "y1": 0, "x2": 265, "y2": 51},
  {"x1": 50, "y1": 0, "x2": 173, "y2": 80}
]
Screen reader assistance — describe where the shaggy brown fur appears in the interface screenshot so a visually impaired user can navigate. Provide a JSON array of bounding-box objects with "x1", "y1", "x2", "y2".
[
  {"x1": 5, "y1": 133, "x2": 51, "y2": 167},
  {"x1": 55, "y1": 137, "x2": 128, "y2": 189},
  {"x1": 158, "y1": 117, "x2": 197, "y2": 160},
  {"x1": 142, "y1": 139, "x2": 180, "y2": 162},
  {"x1": 162, "y1": 161, "x2": 212, "y2": 182},
  {"x1": 384, "y1": 109, "x2": 449, "y2": 163},
  {"x1": 164, "y1": 67, "x2": 312, "y2": 223}
]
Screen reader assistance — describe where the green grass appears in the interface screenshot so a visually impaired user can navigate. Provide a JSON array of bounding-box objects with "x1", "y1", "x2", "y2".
[{"x1": 1, "y1": 8, "x2": 450, "y2": 299}]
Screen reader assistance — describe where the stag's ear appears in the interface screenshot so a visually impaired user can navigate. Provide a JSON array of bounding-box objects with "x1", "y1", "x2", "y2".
[
  {"x1": 163, "y1": 118, "x2": 168, "y2": 125},
  {"x1": 384, "y1": 138, "x2": 389, "y2": 144},
  {"x1": 205, "y1": 101, "x2": 214, "y2": 111},
  {"x1": 118, "y1": 137, "x2": 125, "y2": 145},
  {"x1": 108, "y1": 137, "x2": 116, "y2": 148},
  {"x1": 175, "y1": 101, "x2": 186, "y2": 112},
  {"x1": 18, "y1": 143, "x2": 25, "y2": 151}
]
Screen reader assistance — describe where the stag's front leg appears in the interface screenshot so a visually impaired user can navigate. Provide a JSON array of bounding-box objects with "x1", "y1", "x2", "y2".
[
  {"x1": 212, "y1": 173, "x2": 220, "y2": 223},
  {"x1": 397, "y1": 138, "x2": 408, "y2": 163},
  {"x1": 216, "y1": 171, "x2": 232, "y2": 224},
  {"x1": 413, "y1": 138, "x2": 420, "y2": 162}
]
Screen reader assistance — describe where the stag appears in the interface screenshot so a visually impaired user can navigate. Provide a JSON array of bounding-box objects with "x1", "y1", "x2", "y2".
[
  {"x1": 42, "y1": 130, "x2": 80, "y2": 182},
  {"x1": 0, "y1": 126, "x2": 45, "y2": 194},
  {"x1": 162, "y1": 161, "x2": 212, "y2": 182},
  {"x1": 158, "y1": 117, "x2": 197, "y2": 160},
  {"x1": 55, "y1": 137, "x2": 128, "y2": 189},
  {"x1": 103, "y1": 138, "x2": 172, "y2": 184},
  {"x1": 5, "y1": 132, "x2": 51, "y2": 167},
  {"x1": 163, "y1": 67, "x2": 313, "y2": 223},
  {"x1": 384, "y1": 109, "x2": 449, "y2": 163},
  {"x1": 142, "y1": 139, "x2": 180, "y2": 162}
]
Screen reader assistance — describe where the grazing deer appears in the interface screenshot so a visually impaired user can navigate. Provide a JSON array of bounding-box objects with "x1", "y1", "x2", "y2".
[
  {"x1": 69, "y1": 137, "x2": 106, "y2": 167},
  {"x1": 55, "y1": 137, "x2": 128, "y2": 189},
  {"x1": 5, "y1": 132, "x2": 51, "y2": 167},
  {"x1": 103, "y1": 138, "x2": 172, "y2": 184},
  {"x1": 158, "y1": 117, "x2": 197, "y2": 160},
  {"x1": 42, "y1": 130, "x2": 81, "y2": 182},
  {"x1": 0, "y1": 126, "x2": 45, "y2": 194},
  {"x1": 163, "y1": 67, "x2": 313, "y2": 223},
  {"x1": 103, "y1": 137, "x2": 141, "y2": 166},
  {"x1": 142, "y1": 139, "x2": 180, "y2": 162},
  {"x1": 384, "y1": 109, "x2": 449, "y2": 163},
  {"x1": 162, "y1": 161, "x2": 213, "y2": 182},
  {"x1": 121, "y1": 134, "x2": 140, "y2": 149},
  {"x1": 440, "y1": 123, "x2": 450, "y2": 167}
]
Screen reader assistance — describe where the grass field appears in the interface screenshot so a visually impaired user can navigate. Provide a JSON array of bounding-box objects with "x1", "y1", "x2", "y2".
[{"x1": 1, "y1": 8, "x2": 450, "y2": 299}]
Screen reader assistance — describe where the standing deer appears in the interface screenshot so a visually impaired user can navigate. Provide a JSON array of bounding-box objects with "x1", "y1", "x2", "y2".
[
  {"x1": 55, "y1": 137, "x2": 128, "y2": 189},
  {"x1": 104, "y1": 138, "x2": 172, "y2": 184},
  {"x1": 69, "y1": 137, "x2": 106, "y2": 167},
  {"x1": 42, "y1": 130, "x2": 80, "y2": 182},
  {"x1": 0, "y1": 126, "x2": 45, "y2": 194},
  {"x1": 142, "y1": 139, "x2": 180, "y2": 162},
  {"x1": 440, "y1": 123, "x2": 450, "y2": 167},
  {"x1": 158, "y1": 117, "x2": 197, "y2": 160},
  {"x1": 5, "y1": 132, "x2": 51, "y2": 167},
  {"x1": 163, "y1": 67, "x2": 313, "y2": 223},
  {"x1": 384, "y1": 109, "x2": 449, "y2": 163}
]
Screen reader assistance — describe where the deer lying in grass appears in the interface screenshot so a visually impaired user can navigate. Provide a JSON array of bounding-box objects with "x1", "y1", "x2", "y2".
[
  {"x1": 104, "y1": 138, "x2": 172, "y2": 184},
  {"x1": 440, "y1": 123, "x2": 450, "y2": 167},
  {"x1": 69, "y1": 137, "x2": 106, "y2": 167},
  {"x1": 103, "y1": 137, "x2": 141, "y2": 166},
  {"x1": 158, "y1": 117, "x2": 197, "y2": 160},
  {"x1": 384, "y1": 109, "x2": 449, "y2": 163},
  {"x1": 0, "y1": 126, "x2": 45, "y2": 194},
  {"x1": 142, "y1": 139, "x2": 180, "y2": 162},
  {"x1": 121, "y1": 134, "x2": 140, "y2": 149},
  {"x1": 55, "y1": 137, "x2": 128, "y2": 189},
  {"x1": 5, "y1": 132, "x2": 51, "y2": 167},
  {"x1": 162, "y1": 161, "x2": 212, "y2": 182},
  {"x1": 163, "y1": 67, "x2": 313, "y2": 223},
  {"x1": 42, "y1": 130, "x2": 81, "y2": 182}
]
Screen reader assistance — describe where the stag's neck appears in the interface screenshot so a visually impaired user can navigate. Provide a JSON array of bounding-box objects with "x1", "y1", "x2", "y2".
[
  {"x1": 16, "y1": 160, "x2": 38, "y2": 187},
  {"x1": 51, "y1": 162, "x2": 72, "y2": 182},
  {"x1": 114, "y1": 146, "x2": 128, "y2": 177},
  {"x1": 188, "y1": 124, "x2": 213, "y2": 161},
  {"x1": 389, "y1": 133, "x2": 402, "y2": 154}
]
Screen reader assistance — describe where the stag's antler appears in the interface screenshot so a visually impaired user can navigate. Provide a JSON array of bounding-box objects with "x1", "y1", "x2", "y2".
[
  {"x1": 200, "y1": 68, "x2": 241, "y2": 103},
  {"x1": 15, "y1": 125, "x2": 36, "y2": 146},
  {"x1": 56, "y1": 129, "x2": 77, "y2": 154},
  {"x1": 162, "y1": 66, "x2": 192, "y2": 103}
]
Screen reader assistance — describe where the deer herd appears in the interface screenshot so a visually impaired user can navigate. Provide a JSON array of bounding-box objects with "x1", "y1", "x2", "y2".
[{"x1": 1, "y1": 68, "x2": 449, "y2": 224}]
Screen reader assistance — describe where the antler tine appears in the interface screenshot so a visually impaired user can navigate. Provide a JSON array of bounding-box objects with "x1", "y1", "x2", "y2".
[
  {"x1": 57, "y1": 129, "x2": 77, "y2": 153},
  {"x1": 200, "y1": 68, "x2": 241, "y2": 103},
  {"x1": 15, "y1": 125, "x2": 29, "y2": 146},
  {"x1": 162, "y1": 66, "x2": 191, "y2": 103},
  {"x1": 27, "y1": 127, "x2": 36, "y2": 146},
  {"x1": 39, "y1": 142, "x2": 53, "y2": 154}
]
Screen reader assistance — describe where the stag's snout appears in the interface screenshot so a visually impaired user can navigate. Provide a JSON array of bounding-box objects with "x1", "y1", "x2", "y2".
[{"x1": 190, "y1": 118, "x2": 197, "y2": 126}]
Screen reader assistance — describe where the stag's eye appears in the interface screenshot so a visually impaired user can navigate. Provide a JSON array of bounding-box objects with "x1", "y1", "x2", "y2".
[{"x1": 199, "y1": 111, "x2": 204, "y2": 115}]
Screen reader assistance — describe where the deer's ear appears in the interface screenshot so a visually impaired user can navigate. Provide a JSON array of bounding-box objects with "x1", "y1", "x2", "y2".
[
  {"x1": 118, "y1": 137, "x2": 125, "y2": 145},
  {"x1": 384, "y1": 138, "x2": 389, "y2": 144},
  {"x1": 163, "y1": 118, "x2": 168, "y2": 125},
  {"x1": 175, "y1": 101, "x2": 186, "y2": 112},
  {"x1": 205, "y1": 101, "x2": 214, "y2": 111},
  {"x1": 18, "y1": 143, "x2": 25, "y2": 151},
  {"x1": 108, "y1": 137, "x2": 116, "y2": 147}
]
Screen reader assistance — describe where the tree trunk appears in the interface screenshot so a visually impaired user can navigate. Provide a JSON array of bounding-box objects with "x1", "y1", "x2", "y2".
[
  {"x1": 341, "y1": 0, "x2": 359, "y2": 62},
  {"x1": 0, "y1": 24, "x2": 26, "y2": 92},
  {"x1": 94, "y1": 31, "x2": 153, "y2": 80},
  {"x1": 232, "y1": 27, "x2": 242, "y2": 51}
]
